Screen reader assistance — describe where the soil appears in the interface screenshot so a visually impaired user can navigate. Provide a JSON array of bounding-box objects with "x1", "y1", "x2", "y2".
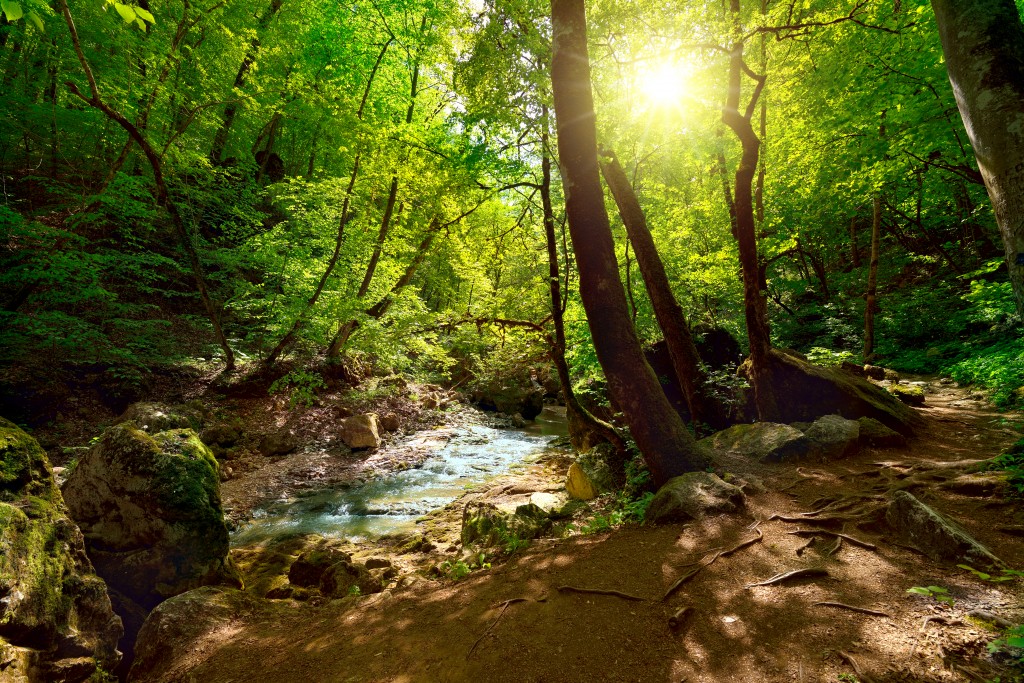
[{"x1": 123, "y1": 377, "x2": 1024, "y2": 683}]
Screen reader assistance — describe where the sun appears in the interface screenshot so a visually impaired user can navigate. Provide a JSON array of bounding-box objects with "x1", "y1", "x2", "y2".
[{"x1": 636, "y1": 61, "x2": 690, "y2": 109}]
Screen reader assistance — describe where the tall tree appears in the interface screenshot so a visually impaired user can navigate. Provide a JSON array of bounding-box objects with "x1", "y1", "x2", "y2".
[
  {"x1": 550, "y1": 0, "x2": 707, "y2": 486},
  {"x1": 931, "y1": 0, "x2": 1024, "y2": 316}
]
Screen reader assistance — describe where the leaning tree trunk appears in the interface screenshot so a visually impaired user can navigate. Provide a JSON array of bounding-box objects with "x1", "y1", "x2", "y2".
[
  {"x1": 863, "y1": 196, "x2": 881, "y2": 360},
  {"x1": 550, "y1": 0, "x2": 707, "y2": 486},
  {"x1": 541, "y1": 122, "x2": 623, "y2": 453},
  {"x1": 599, "y1": 149, "x2": 727, "y2": 432},
  {"x1": 932, "y1": 0, "x2": 1024, "y2": 316}
]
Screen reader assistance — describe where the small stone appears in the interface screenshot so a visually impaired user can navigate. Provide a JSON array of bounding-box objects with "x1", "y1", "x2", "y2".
[
  {"x1": 259, "y1": 431, "x2": 298, "y2": 456},
  {"x1": 888, "y1": 384, "x2": 925, "y2": 406}
]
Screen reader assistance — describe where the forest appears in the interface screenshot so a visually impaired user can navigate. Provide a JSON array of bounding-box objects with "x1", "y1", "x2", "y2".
[{"x1": 1, "y1": 0, "x2": 1024, "y2": 681}]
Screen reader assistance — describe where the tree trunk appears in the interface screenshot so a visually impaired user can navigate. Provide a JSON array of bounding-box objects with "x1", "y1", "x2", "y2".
[
  {"x1": 721, "y1": 0, "x2": 776, "y2": 421},
  {"x1": 59, "y1": 0, "x2": 235, "y2": 370},
  {"x1": 599, "y1": 149, "x2": 727, "y2": 432},
  {"x1": 863, "y1": 196, "x2": 881, "y2": 360},
  {"x1": 209, "y1": 0, "x2": 283, "y2": 164},
  {"x1": 931, "y1": 0, "x2": 1024, "y2": 316},
  {"x1": 541, "y1": 119, "x2": 623, "y2": 453},
  {"x1": 263, "y1": 37, "x2": 393, "y2": 365},
  {"x1": 549, "y1": 0, "x2": 707, "y2": 486},
  {"x1": 849, "y1": 216, "x2": 861, "y2": 268}
]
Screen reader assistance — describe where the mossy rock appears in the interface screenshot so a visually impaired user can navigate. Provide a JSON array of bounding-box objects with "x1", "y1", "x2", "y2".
[
  {"x1": 62, "y1": 424, "x2": 241, "y2": 610},
  {"x1": 0, "y1": 418, "x2": 122, "y2": 681},
  {"x1": 888, "y1": 384, "x2": 925, "y2": 406},
  {"x1": 700, "y1": 422, "x2": 811, "y2": 463},
  {"x1": 0, "y1": 416, "x2": 56, "y2": 503},
  {"x1": 114, "y1": 402, "x2": 199, "y2": 433}
]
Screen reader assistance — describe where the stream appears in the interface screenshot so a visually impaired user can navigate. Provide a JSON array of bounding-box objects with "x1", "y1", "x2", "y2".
[{"x1": 230, "y1": 406, "x2": 568, "y2": 546}]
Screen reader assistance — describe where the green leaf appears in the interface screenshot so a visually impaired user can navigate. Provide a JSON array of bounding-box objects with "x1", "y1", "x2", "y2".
[
  {"x1": 1, "y1": 0, "x2": 24, "y2": 22},
  {"x1": 135, "y1": 17, "x2": 145, "y2": 30},
  {"x1": 113, "y1": 2, "x2": 135, "y2": 23},
  {"x1": 907, "y1": 587, "x2": 931, "y2": 596},
  {"x1": 133, "y1": 5, "x2": 154, "y2": 23},
  {"x1": 26, "y1": 9, "x2": 41, "y2": 30}
]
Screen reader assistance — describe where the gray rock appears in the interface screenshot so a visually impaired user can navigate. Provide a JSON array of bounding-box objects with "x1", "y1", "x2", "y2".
[
  {"x1": 805, "y1": 415, "x2": 860, "y2": 459},
  {"x1": 886, "y1": 490, "x2": 1004, "y2": 570},
  {"x1": 857, "y1": 417, "x2": 907, "y2": 448},
  {"x1": 701, "y1": 422, "x2": 812, "y2": 463},
  {"x1": 259, "y1": 430, "x2": 298, "y2": 456},
  {"x1": 646, "y1": 472, "x2": 745, "y2": 524},
  {"x1": 339, "y1": 414, "x2": 381, "y2": 450}
]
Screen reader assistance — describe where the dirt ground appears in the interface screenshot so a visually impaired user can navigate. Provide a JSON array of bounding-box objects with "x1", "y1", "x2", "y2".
[{"x1": 138, "y1": 380, "x2": 1024, "y2": 683}]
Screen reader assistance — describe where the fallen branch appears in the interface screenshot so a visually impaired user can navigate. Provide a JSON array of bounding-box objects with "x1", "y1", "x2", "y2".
[
  {"x1": 787, "y1": 529, "x2": 877, "y2": 551},
  {"x1": 668, "y1": 605, "x2": 692, "y2": 629},
  {"x1": 920, "y1": 615, "x2": 962, "y2": 632},
  {"x1": 467, "y1": 598, "x2": 529, "y2": 657},
  {"x1": 745, "y1": 567, "x2": 828, "y2": 588},
  {"x1": 557, "y1": 586, "x2": 646, "y2": 602},
  {"x1": 813, "y1": 602, "x2": 890, "y2": 617}
]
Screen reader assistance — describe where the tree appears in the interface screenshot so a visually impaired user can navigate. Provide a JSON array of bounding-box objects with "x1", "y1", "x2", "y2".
[
  {"x1": 931, "y1": 0, "x2": 1024, "y2": 316},
  {"x1": 550, "y1": 0, "x2": 707, "y2": 486}
]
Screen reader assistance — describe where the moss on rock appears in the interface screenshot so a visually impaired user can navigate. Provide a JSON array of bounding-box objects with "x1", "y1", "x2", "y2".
[{"x1": 0, "y1": 418, "x2": 122, "y2": 681}]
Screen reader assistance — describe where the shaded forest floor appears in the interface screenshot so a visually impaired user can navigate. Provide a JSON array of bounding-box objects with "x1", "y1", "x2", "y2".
[{"x1": 133, "y1": 380, "x2": 1024, "y2": 683}]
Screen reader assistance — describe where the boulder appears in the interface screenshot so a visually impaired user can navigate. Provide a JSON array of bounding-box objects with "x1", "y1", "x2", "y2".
[
  {"x1": 199, "y1": 422, "x2": 242, "y2": 449},
  {"x1": 471, "y1": 377, "x2": 545, "y2": 421},
  {"x1": 461, "y1": 501, "x2": 551, "y2": 547},
  {"x1": 0, "y1": 417, "x2": 122, "y2": 682},
  {"x1": 839, "y1": 361, "x2": 866, "y2": 377},
  {"x1": 857, "y1": 417, "x2": 907, "y2": 448},
  {"x1": 739, "y1": 349, "x2": 917, "y2": 434},
  {"x1": 339, "y1": 414, "x2": 381, "y2": 450},
  {"x1": 114, "y1": 402, "x2": 196, "y2": 433},
  {"x1": 258, "y1": 430, "x2": 298, "y2": 457},
  {"x1": 804, "y1": 415, "x2": 860, "y2": 459},
  {"x1": 888, "y1": 383, "x2": 925, "y2": 406},
  {"x1": 62, "y1": 425, "x2": 241, "y2": 610},
  {"x1": 128, "y1": 587, "x2": 260, "y2": 683},
  {"x1": 287, "y1": 544, "x2": 352, "y2": 588},
  {"x1": 646, "y1": 472, "x2": 745, "y2": 524},
  {"x1": 700, "y1": 422, "x2": 812, "y2": 463},
  {"x1": 886, "y1": 490, "x2": 1004, "y2": 570}
]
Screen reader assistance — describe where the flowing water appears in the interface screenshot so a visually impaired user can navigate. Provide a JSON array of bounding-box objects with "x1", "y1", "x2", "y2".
[{"x1": 230, "y1": 406, "x2": 568, "y2": 546}]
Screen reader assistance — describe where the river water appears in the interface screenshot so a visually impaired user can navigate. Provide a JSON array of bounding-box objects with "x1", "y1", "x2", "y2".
[{"x1": 230, "y1": 406, "x2": 568, "y2": 546}]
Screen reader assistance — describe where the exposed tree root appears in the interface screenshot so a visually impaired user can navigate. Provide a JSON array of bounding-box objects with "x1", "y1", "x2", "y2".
[
  {"x1": 920, "y1": 615, "x2": 962, "y2": 632},
  {"x1": 838, "y1": 650, "x2": 875, "y2": 683},
  {"x1": 662, "y1": 527, "x2": 762, "y2": 602},
  {"x1": 745, "y1": 567, "x2": 828, "y2": 589},
  {"x1": 467, "y1": 598, "x2": 529, "y2": 657},
  {"x1": 557, "y1": 586, "x2": 646, "y2": 602},
  {"x1": 813, "y1": 602, "x2": 890, "y2": 617},
  {"x1": 786, "y1": 529, "x2": 877, "y2": 550},
  {"x1": 668, "y1": 605, "x2": 692, "y2": 629}
]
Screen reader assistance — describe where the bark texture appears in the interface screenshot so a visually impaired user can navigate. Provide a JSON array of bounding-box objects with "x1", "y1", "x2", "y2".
[
  {"x1": 932, "y1": 0, "x2": 1024, "y2": 315},
  {"x1": 550, "y1": 0, "x2": 707, "y2": 486},
  {"x1": 599, "y1": 149, "x2": 727, "y2": 432}
]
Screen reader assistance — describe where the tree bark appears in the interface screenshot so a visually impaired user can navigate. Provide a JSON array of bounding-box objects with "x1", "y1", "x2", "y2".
[
  {"x1": 550, "y1": 0, "x2": 707, "y2": 486},
  {"x1": 931, "y1": 0, "x2": 1024, "y2": 315},
  {"x1": 542, "y1": 120, "x2": 623, "y2": 453},
  {"x1": 599, "y1": 149, "x2": 727, "y2": 432},
  {"x1": 721, "y1": 0, "x2": 777, "y2": 421},
  {"x1": 863, "y1": 196, "x2": 881, "y2": 360}
]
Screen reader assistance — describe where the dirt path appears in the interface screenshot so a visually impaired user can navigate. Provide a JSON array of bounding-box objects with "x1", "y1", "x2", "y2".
[{"x1": 137, "y1": 381, "x2": 1024, "y2": 683}]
